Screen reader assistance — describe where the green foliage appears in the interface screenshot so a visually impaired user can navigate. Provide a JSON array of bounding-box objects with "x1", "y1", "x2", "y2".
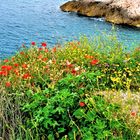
[
  {"x1": 0, "y1": 36, "x2": 140, "y2": 139},
  {"x1": 21, "y1": 81, "x2": 138, "y2": 139}
]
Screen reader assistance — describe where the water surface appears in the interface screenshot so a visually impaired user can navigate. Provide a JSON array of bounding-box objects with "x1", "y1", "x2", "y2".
[{"x1": 0, "y1": 0, "x2": 140, "y2": 59}]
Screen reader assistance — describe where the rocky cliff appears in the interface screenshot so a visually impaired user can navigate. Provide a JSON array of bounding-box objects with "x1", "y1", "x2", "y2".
[{"x1": 60, "y1": 0, "x2": 140, "y2": 27}]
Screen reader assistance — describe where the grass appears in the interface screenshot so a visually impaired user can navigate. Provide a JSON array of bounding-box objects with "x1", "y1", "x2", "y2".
[{"x1": 0, "y1": 35, "x2": 140, "y2": 140}]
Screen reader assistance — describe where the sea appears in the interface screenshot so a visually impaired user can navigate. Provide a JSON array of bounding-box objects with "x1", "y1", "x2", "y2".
[{"x1": 0, "y1": 0, "x2": 140, "y2": 59}]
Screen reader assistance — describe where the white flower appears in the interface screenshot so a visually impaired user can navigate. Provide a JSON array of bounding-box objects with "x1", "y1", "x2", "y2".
[{"x1": 74, "y1": 66, "x2": 80, "y2": 71}]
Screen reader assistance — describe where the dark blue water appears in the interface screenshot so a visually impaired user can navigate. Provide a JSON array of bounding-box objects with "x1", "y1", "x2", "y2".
[{"x1": 0, "y1": 0, "x2": 140, "y2": 59}]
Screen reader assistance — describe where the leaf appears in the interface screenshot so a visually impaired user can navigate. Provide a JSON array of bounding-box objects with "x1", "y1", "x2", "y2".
[
  {"x1": 58, "y1": 128, "x2": 66, "y2": 133},
  {"x1": 83, "y1": 131, "x2": 93, "y2": 140},
  {"x1": 85, "y1": 110, "x2": 96, "y2": 122},
  {"x1": 47, "y1": 134, "x2": 55, "y2": 140},
  {"x1": 73, "y1": 108, "x2": 85, "y2": 119},
  {"x1": 95, "y1": 119, "x2": 106, "y2": 130}
]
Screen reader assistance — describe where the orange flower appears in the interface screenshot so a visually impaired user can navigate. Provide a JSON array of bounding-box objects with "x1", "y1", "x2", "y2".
[
  {"x1": 22, "y1": 64, "x2": 28, "y2": 69},
  {"x1": 90, "y1": 59, "x2": 99, "y2": 65},
  {"x1": 38, "y1": 55, "x2": 43, "y2": 59},
  {"x1": 42, "y1": 58, "x2": 48, "y2": 62},
  {"x1": 5, "y1": 82, "x2": 11, "y2": 87},
  {"x1": 85, "y1": 54, "x2": 94, "y2": 59},
  {"x1": 52, "y1": 47, "x2": 56, "y2": 53},
  {"x1": 44, "y1": 48, "x2": 49, "y2": 53},
  {"x1": 12, "y1": 57, "x2": 15, "y2": 61},
  {"x1": 20, "y1": 51, "x2": 24, "y2": 55},
  {"x1": 131, "y1": 111, "x2": 136, "y2": 117}
]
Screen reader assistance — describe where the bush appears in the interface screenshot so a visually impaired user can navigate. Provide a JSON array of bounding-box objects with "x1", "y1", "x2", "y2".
[{"x1": 0, "y1": 36, "x2": 140, "y2": 139}]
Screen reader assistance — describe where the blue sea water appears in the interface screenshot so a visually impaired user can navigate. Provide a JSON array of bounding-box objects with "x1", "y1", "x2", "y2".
[{"x1": 0, "y1": 0, "x2": 140, "y2": 59}]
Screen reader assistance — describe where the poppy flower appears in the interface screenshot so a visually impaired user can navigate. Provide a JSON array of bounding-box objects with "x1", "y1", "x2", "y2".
[
  {"x1": 85, "y1": 54, "x2": 94, "y2": 59},
  {"x1": 79, "y1": 102, "x2": 85, "y2": 107},
  {"x1": 41, "y1": 42, "x2": 47, "y2": 47},
  {"x1": 5, "y1": 82, "x2": 11, "y2": 87},
  {"x1": 13, "y1": 69, "x2": 19, "y2": 76},
  {"x1": 38, "y1": 47, "x2": 43, "y2": 51},
  {"x1": 22, "y1": 64, "x2": 28, "y2": 69},
  {"x1": 0, "y1": 71, "x2": 8, "y2": 76},
  {"x1": 22, "y1": 73, "x2": 31, "y2": 79},
  {"x1": 90, "y1": 59, "x2": 99, "y2": 65},
  {"x1": 1, "y1": 65, "x2": 12, "y2": 71},
  {"x1": 4, "y1": 59, "x2": 9, "y2": 63},
  {"x1": 131, "y1": 111, "x2": 136, "y2": 117},
  {"x1": 31, "y1": 42, "x2": 36, "y2": 46},
  {"x1": 71, "y1": 69, "x2": 76, "y2": 75},
  {"x1": 14, "y1": 63, "x2": 19, "y2": 67}
]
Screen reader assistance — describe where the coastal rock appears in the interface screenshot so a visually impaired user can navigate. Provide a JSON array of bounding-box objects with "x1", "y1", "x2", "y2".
[{"x1": 60, "y1": 0, "x2": 140, "y2": 27}]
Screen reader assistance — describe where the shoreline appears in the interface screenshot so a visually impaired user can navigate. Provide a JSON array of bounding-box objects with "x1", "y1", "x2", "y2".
[{"x1": 60, "y1": 0, "x2": 140, "y2": 27}]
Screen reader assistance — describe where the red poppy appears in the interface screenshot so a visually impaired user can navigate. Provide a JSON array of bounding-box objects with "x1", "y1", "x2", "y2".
[
  {"x1": 13, "y1": 69, "x2": 19, "y2": 76},
  {"x1": 0, "y1": 71, "x2": 8, "y2": 76},
  {"x1": 1, "y1": 65, "x2": 12, "y2": 71},
  {"x1": 67, "y1": 63, "x2": 73, "y2": 68},
  {"x1": 22, "y1": 64, "x2": 27, "y2": 69},
  {"x1": 79, "y1": 102, "x2": 85, "y2": 107},
  {"x1": 41, "y1": 42, "x2": 47, "y2": 47},
  {"x1": 131, "y1": 111, "x2": 136, "y2": 117},
  {"x1": 38, "y1": 47, "x2": 43, "y2": 51},
  {"x1": 71, "y1": 69, "x2": 76, "y2": 75},
  {"x1": 4, "y1": 59, "x2": 9, "y2": 63},
  {"x1": 14, "y1": 63, "x2": 19, "y2": 67},
  {"x1": 22, "y1": 73, "x2": 31, "y2": 79},
  {"x1": 31, "y1": 42, "x2": 36, "y2": 46},
  {"x1": 90, "y1": 59, "x2": 99, "y2": 65},
  {"x1": 5, "y1": 82, "x2": 11, "y2": 87},
  {"x1": 0, "y1": 71, "x2": 3, "y2": 75}
]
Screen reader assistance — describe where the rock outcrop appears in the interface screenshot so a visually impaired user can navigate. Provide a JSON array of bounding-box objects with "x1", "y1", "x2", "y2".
[{"x1": 60, "y1": 0, "x2": 140, "y2": 27}]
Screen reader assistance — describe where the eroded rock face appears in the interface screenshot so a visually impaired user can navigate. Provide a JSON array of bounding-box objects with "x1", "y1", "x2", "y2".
[{"x1": 60, "y1": 0, "x2": 140, "y2": 27}]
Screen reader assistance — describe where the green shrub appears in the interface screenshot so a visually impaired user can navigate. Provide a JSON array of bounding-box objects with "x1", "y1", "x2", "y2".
[{"x1": 0, "y1": 36, "x2": 140, "y2": 139}]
